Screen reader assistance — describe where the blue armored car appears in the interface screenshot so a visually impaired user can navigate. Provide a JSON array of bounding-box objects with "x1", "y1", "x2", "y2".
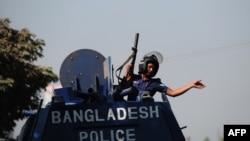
[{"x1": 18, "y1": 34, "x2": 186, "y2": 141}]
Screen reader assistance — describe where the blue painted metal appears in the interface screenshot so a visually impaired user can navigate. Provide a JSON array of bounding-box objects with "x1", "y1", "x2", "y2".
[
  {"x1": 18, "y1": 49, "x2": 185, "y2": 141},
  {"x1": 59, "y1": 49, "x2": 106, "y2": 95},
  {"x1": 37, "y1": 102, "x2": 184, "y2": 141}
]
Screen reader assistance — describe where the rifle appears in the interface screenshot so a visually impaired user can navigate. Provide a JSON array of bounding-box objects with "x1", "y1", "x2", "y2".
[
  {"x1": 126, "y1": 33, "x2": 139, "y2": 78},
  {"x1": 115, "y1": 33, "x2": 139, "y2": 87},
  {"x1": 113, "y1": 33, "x2": 139, "y2": 101}
]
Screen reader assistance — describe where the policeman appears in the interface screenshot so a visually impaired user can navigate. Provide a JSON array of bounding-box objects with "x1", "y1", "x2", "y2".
[{"x1": 124, "y1": 52, "x2": 206, "y2": 101}]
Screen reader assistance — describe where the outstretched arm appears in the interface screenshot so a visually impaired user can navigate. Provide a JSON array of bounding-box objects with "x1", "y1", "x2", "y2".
[{"x1": 166, "y1": 80, "x2": 205, "y2": 97}]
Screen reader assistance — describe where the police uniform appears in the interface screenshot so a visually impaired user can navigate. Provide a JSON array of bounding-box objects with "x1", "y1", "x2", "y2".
[{"x1": 127, "y1": 75, "x2": 168, "y2": 101}]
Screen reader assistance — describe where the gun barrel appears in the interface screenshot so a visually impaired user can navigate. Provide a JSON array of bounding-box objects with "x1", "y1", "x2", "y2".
[{"x1": 134, "y1": 33, "x2": 139, "y2": 48}]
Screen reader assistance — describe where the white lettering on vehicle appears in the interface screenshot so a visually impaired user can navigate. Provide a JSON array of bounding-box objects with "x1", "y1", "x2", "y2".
[
  {"x1": 79, "y1": 129, "x2": 136, "y2": 141},
  {"x1": 51, "y1": 105, "x2": 159, "y2": 124}
]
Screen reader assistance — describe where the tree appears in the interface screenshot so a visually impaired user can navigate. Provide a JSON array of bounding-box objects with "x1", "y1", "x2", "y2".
[
  {"x1": 0, "y1": 18, "x2": 58, "y2": 139},
  {"x1": 203, "y1": 137, "x2": 210, "y2": 141}
]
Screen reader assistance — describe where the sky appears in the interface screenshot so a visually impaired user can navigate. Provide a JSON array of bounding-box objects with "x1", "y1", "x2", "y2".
[{"x1": 1, "y1": 0, "x2": 250, "y2": 140}]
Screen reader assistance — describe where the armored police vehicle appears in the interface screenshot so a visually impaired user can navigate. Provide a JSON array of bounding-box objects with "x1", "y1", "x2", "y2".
[{"x1": 18, "y1": 33, "x2": 186, "y2": 141}]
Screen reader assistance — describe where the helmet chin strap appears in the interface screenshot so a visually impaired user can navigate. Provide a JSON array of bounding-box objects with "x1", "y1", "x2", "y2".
[
  {"x1": 144, "y1": 71, "x2": 156, "y2": 78},
  {"x1": 145, "y1": 74, "x2": 152, "y2": 78}
]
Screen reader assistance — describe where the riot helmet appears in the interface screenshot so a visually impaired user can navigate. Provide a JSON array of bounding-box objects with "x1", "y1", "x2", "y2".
[
  {"x1": 138, "y1": 51, "x2": 163, "y2": 77},
  {"x1": 138, "y1": 55, "x2": 159, "y2": 77}
]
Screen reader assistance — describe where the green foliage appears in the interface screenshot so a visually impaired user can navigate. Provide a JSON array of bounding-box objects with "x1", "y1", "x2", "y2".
[{"x1": 0, "y1": 18, "x2": 58, "y2": 138}]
